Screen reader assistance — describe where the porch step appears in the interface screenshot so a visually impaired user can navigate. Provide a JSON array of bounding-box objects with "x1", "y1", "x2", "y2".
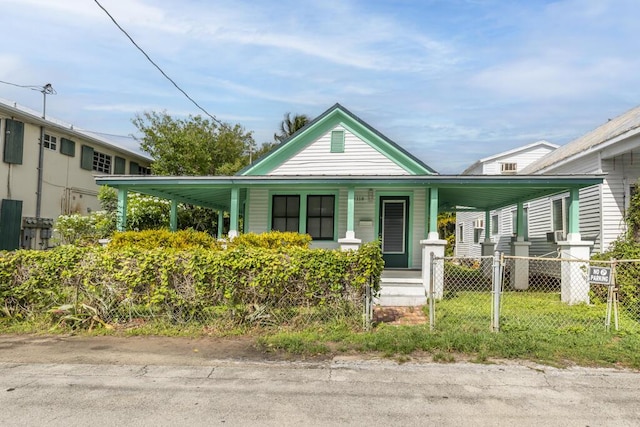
[{"x1": 376, "y1": 277, "x2": 426, "y2": 307}]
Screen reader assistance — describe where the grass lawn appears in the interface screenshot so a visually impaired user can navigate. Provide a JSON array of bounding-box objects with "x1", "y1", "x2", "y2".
[{"x1": 260, "y1": 291, "x2": 640, "y2": 369}]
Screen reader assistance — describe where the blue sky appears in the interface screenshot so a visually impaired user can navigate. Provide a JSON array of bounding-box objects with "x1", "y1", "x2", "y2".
[{"x1": 1, "y1": 0, "x2": 639, "y2": 173}]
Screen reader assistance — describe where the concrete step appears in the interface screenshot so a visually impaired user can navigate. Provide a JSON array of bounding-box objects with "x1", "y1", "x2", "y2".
[{"x1": 377, "y1": 277, "x2": 426, "y2": 306}]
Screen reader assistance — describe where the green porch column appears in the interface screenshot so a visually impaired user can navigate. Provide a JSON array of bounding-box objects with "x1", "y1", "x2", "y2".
[
  {"x1": 421, "y1": 187, "x2": 446, "y2": 299},
  {"x1": 516, "y1": 202, "x2": 526, "y2": 241},
  {"x1": 117, "y1": 188, "x2": 128, "y2": 232},
  {"x1": 229, "y1": 187, "x2": 239, "y2": 238},
  {"x1": 427, "y1": 187, "x2": 439, "y2": 240},
  {"x1": 511, "y1": 201, "x2": 531, "y2": 290},
  {"x1": 217, "y1": 210, "x2": 224, "y2": 238},
  {"x1": 338, "y1": 186, "x2": 361, "y2": 250},
  {"x1": 568, "y1": 187, "x2": 580, "y2": 238},
  {"x1": 169, "y1": 200, "x2": 178, "y2": 232},
  {"x1": 480, "y1": 210, "x2": 495, "y2": 260},
  {"x1": 485, "y1": 210, "x2": 491, "y2": 241},
  {"x1": 346, "y1": 186, "x2": 355, "y2": 239}
]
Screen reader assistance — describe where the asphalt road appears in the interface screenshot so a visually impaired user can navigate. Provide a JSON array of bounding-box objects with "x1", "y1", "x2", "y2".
[{"x1": 1, "y1": 335, "x2": 640, "y2": 426}]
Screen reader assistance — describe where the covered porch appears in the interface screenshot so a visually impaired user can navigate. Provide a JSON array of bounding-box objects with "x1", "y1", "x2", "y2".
[{"x1": 96, "y1": 174, "x2": 603, "y2": 306}]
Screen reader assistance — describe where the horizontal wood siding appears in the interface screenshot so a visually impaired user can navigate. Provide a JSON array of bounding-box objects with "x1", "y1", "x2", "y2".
[
  {"x1": 455, "y1": 211, "x2": 483, "y2": 257},
  {"x1": 482, "y1": 146, "x2": 556, "y2": 175},
  {"x1": 269, "y1": 126, "x2": 409, "y2": 175},
  {"x1": 600, "y1": 153, "x2": 640, "y2": 250},
  {"x1": 527, "y1": 197, "x2": 558, "y2": 257},
  {"x1": 412, "y1": 188, "x2": 426, "y2": 267},
  {"x1": 246, "y1": 189, "x2": 269, "y2": 233}
]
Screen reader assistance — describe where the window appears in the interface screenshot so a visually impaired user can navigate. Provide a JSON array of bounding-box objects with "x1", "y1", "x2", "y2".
[
  {"x1": 3, "y1": 118, "x2": 24, "y2": 164},
  {"x1": 80, "y1": 145, "x2": 94, "y2": 170},
  {"x1": 139, "y1": 166, "x2": 152, "y2": 175},
  {"x1": 330, "y1": 130, "x2": 345, "y2": 153},
  {"x1": 43, "y1": 134, "x2": 57, "y2": 151},
  {"x1": 458, "y1": 224, "x2": 464, "y2": 243},
  {"x1": 272, "y1": 195, "x2": 300, "y2": 233},
  {"x1": 306, "y1": 195, "x2": 334, "y2": 240},
  {"x1": 93, "y1": 151, "x2": 112, "y2": 174},
  {"x1": 474, "y1": 228, "x2": 483, "y2": 244},
  {"x1": 60, "y1": 138, "x2": 75, "y2": 156},
  {"x1": 114, "y1": 157, "x2": 126, "y2": 174},
  {"x1": 491, "y1": 214, "x2": 499, "y2": 234},
  {"x1": 500, "y1": 162, "x2": 517, "y2": 174},
  {"x1": 552, "y1": 197, "x2": 569, "y2": 232}
]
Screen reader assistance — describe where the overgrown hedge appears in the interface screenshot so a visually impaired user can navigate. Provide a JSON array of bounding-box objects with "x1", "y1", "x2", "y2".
[{"x1": 0, "y1": 239, "x2": 382, "y2": 328}]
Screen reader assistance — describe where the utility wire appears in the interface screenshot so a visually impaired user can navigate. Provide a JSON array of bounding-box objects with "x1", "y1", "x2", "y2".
[
  {"x1": 93, "y1": 0, "x2": 224, "y2": 126},
  {"x1": 0, "y1": 80, "x2": 44, "y2": 91}
]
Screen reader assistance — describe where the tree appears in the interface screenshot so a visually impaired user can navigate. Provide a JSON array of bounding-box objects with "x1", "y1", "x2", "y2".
[
  {"x1": 274, "y1": 112, "x2": 310, "y2": 143},
  {"x1": 132, "y1": 111, "x2": 255, "y2": 176}
]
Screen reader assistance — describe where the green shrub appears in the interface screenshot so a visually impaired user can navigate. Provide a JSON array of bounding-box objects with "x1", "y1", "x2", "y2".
[
  {"x1": 108, "y1": 229, "x2": 220, "y2": 250},
  {"x1": 0, "y1": 240, "x2": 383, "y2": 329},
  {"x1": 226, "y1": 231, "x2": 312, "y2": 249}
]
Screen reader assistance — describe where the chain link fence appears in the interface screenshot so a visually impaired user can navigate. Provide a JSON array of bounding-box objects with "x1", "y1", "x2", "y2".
[{"x1": 430, "y1": 253, "x2": 640, "y2": 333}]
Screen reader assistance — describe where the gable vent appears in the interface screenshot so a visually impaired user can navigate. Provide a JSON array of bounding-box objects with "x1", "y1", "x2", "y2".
[{"x1": 330, "y1": 130, "x2": 345, "y2": 153}]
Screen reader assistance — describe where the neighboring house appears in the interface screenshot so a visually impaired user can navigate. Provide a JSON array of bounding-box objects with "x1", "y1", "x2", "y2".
[
  {"x1": 457, "y1": 105, "x2": 640, "y2": 258},
  {"x1": 97, "y1": 104, "x2": 601, "y2": 305},
  {"x1": 521, "y1": 105, "x2": 640, "y2": 256},
  {"x1": 0, "y1": 100, "x2": 152, "y2": 250},
  {"x1": 456, "y1": 140, "x2": 559, "y2": 257}
]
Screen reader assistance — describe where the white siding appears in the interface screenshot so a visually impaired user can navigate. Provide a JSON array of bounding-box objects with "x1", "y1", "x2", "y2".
[
  {"x1": 482, "y1": 146, "x2": 557, "y2": 175},
  {"x1": 246, "y1": 188, "x2": 269, "y2": 233},
  {"x1": 454, "y1": 211, "x2": 484, "y2": 257},
  {"x1": 269, "y1": 126, "x2": 409, "y2": 175},
  {"x1": 600, "y1": 153, "x2": 640, "y2": 250}
]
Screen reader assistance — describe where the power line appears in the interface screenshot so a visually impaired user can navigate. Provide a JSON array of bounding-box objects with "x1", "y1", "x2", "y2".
[
  {"x1": 93, "y1": 0, "x2": 224, "y2": 126},
  {"x1": 0, "y1": 80, "x2": 47, "y2": 92}
]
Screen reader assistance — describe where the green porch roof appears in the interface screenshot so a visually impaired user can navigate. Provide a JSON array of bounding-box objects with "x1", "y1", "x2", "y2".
[{"x1": 96, "y1": 174, "x2": 604, "y2": 213}]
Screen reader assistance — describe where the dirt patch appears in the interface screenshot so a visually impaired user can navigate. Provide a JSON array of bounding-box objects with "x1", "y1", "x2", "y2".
[{"x1": 0, "y1": 334, "x2": 331, "y2": 366}]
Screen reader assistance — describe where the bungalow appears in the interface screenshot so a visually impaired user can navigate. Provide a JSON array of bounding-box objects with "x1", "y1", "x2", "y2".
[{"x1": 96, "y1": 104, "x2": 602, "y2": 305}]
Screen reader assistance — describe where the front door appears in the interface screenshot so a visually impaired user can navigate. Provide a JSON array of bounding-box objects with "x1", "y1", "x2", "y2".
[{"x1": 379, "y1": 196, "x2": 409, "y2": 268}]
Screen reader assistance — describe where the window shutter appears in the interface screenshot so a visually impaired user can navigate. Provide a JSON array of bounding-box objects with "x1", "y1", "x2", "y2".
[
  {"x1": 3, "y1": 119, "x2": 24, "y2": 164},
  {"x1": 80, "y1": 145, "x2": 94, "y2": 170},
  {"x1": 114, "y1": 156, "x2": 126, "y2": 174},
  {"x1": 60, "y1": 138, "x2": 75, "y2": 156},
  {"x1": 0, "y1": 199, "x2": 23, "y2": 250},
  {"x1": 130, "y1": 161, "x2": 140, "y2": 174},
  {"x1": 330, "y1": 130, "x2": 345, "y2": 153}
]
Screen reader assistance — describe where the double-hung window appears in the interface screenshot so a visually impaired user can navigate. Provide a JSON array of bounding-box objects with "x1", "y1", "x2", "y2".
[
  {"x1": 271, "y1": 194, "x2": 335, "y2": 240},
  {"x1": 306, "y1": 195, "x2": 334, "y2": 240},
  {"x1": 272, "y1": 195, "x2": 300, "y2": 233}
]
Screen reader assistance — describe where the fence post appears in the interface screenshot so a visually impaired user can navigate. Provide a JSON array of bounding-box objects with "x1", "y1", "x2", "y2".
[
  {"x1": 429, "y1": 252, "x2": 436, "y2": 331},
  {"x1": 491, "y1": 251, "x2": 502, "y2": 332},
  {"x1": 364, "y1": 278, "x2": 372, "y2": 331}
]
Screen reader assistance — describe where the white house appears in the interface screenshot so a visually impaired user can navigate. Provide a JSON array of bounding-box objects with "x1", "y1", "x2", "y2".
[
  {"x1": 457, "y1": 104, "x2": 640, "y2": 259},
  {"x1": 97, "y1": 104, "x2": 601, "y2": 306},
  {"x1": 456, "y1": 140, "x2": 559, "y2": 257},
  {"x1": 0, "y1": 100, "x2": 152, "y2": 250}
]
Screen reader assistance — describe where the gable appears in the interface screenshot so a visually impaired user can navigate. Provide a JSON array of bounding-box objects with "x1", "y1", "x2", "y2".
[
  {"x1": 268, "y1": 125, "x2": 410, "y2": 175},
  {"x1": 240, "y1": 104, "x2": 436, "y2": 176}
]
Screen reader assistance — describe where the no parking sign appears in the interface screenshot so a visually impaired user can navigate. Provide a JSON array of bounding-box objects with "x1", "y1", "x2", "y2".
[{"x1": 589, "y1": 267, "x2": 612, "y2": 285}]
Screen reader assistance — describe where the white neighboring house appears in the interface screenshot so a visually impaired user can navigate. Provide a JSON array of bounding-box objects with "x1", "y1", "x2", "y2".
[
  {"x1": 0, "y1": 99, "x2": 152, "y2": 250},
  {"x1": 520, "y1": 105, "x2": 640, "y2": 256},
  {"x1": 456, "y1": 140, "x2": 558, "y2": 257},
  {"x1": 457, "y1": 104, "x2": 640, "y2": 258}
]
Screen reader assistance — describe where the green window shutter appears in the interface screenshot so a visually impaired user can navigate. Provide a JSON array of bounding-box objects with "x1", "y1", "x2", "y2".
[
  {"x1": 0, "y1": 199, "x2": 23, "y2": 250},
  {"x1": 60, "y1": 138, "x2": 75, "y2": 157},
  {"x1": 130, "y1": 161, "x2": 140, "y2": 174},
  {"x1": 330, "y1": 130, "x2": 345, "y2": 153},
  {"x1": 80, "y1": 145, "x2": 94, "y2": 170},
  {"x1": 3, "y1": 119, "x2": 25, "y2": 164},
  {"x1": 114, "y1": 156, "x2": 126, "y2": 174}
]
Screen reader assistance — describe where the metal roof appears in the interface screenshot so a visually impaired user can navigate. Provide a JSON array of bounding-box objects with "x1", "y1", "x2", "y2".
[
  {"x1": 96, "y1": 174, "x2": 604, "y2": 213},
  {"x1": 0, "y1": 99, "x2": 152, "y2": 163},
  {"x1": 522, "y1": 105, "x2": 640, "y2": 174}
]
